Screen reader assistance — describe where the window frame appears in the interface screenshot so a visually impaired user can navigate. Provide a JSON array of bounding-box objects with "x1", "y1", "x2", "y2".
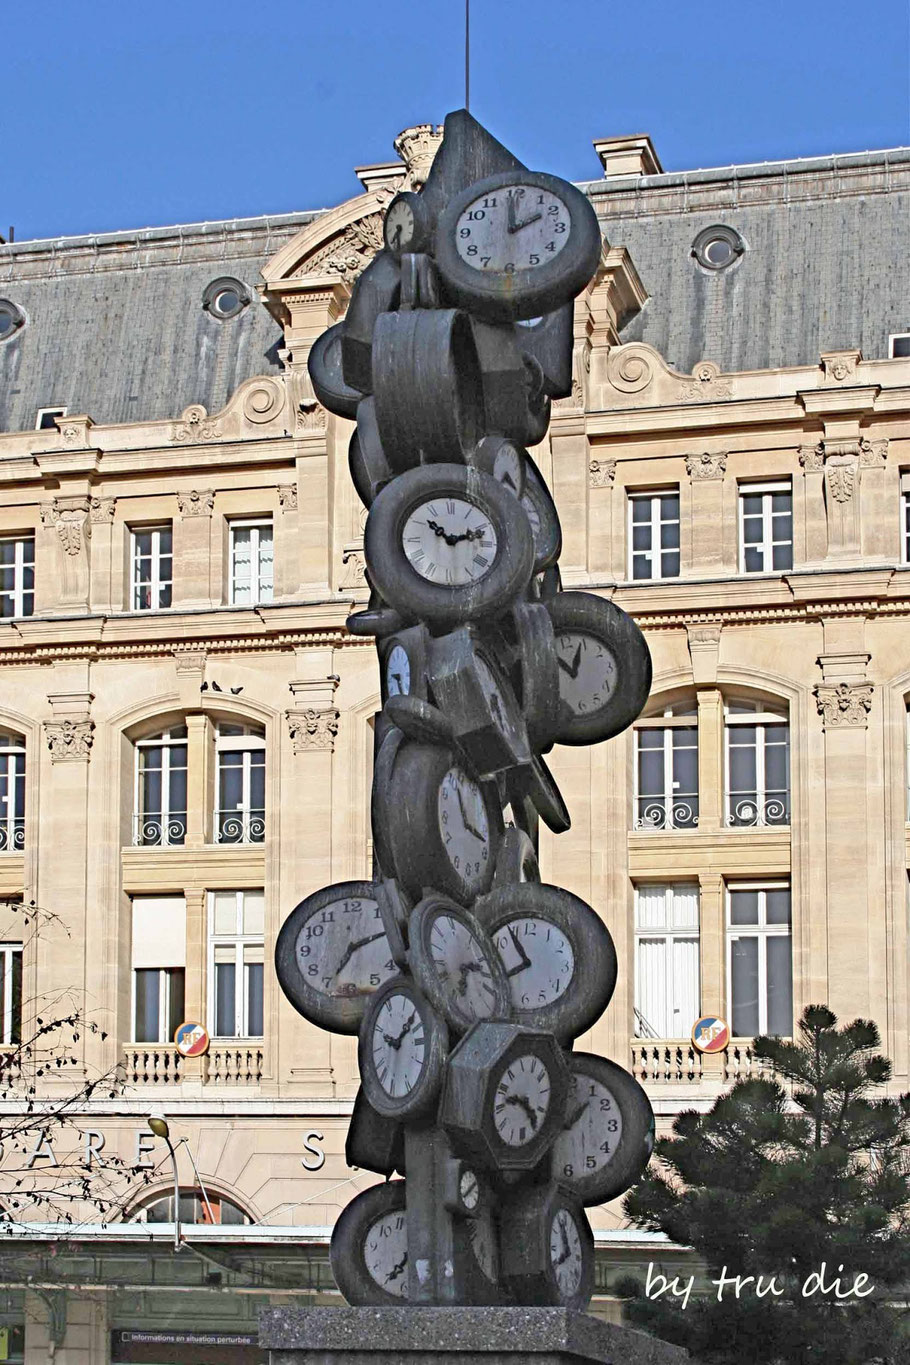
[
  {"x1": 229, "y1": 517, "x2": 274, "y2": 606},
  {"x1": 634, "y1": 882, "x2": 701, "y2": 1040},
  {"x1": 214, "y1": 724, "x2": 266, "y2": 845},
  {"x1": 889, "y1": 333, "x2": 910, "y2": 360},
  {"x1": 131, "y1": 965, "x2": 186, "y2": 1045},
  {"x1": 902, "y1": 488, "x2": 910, "y2": 567},
  {"x1": 725, "y1": 880, "x2": 792, "y2": 1038},
  {"x1": 724, "y1": 699, "x2": 790, "y2": 827},
  {"x1": 130, "y1": 523, "x2": 173, "y2": 612},
  {"x1": 0, "y1": 732, "x2": 26, "y2": 853},
  {"x1": 207, "y1": 889, "x2": 264, "y2": 1040},
  {"x1": 738, "y1": 480, "x2": 793, "y2": 574},
  {"x1": 627, "y1": 488, "x2": 681, "y2": 582},
  {"x1": 0, "y1": 941, "x2": 22, "y2": 1046},
  {"x1": 0, "y1": 534, "x2": 35, "y2": 619},
  {"x1": 634, "y1": 704, "x2": 699, "y2": 830},
  {"x1": 133, "y1": 726, "x2": 188, "y2": 847},
  {"x1": 35, "y1": 406, "x2": 68, "y2": 431}
]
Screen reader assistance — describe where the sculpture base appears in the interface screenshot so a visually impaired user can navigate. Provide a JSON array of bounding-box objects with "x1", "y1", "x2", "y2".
[{"x1": 259, "y1": 1307, "x2": 690, "y2": 1365}]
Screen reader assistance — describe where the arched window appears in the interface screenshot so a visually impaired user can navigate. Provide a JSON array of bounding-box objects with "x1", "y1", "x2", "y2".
[
  {"x1": 0, "y1": 731, "x2": 25, "y2": 852},
  {"x1": 133, "y1": 726, "x2": 188, "y2": 846},
  {"x1": 130, "y1": 1188, "x2": 251, "y2": 1225},
  {"x1": 634, "y1": 697, "x2": 698, "y2": 830},
  {"x1": 724, "y1": 698, "x2": 789, "y2": 827},
  {"x1": 215, "y1": 723, "x2": 265, "y2": 844}
]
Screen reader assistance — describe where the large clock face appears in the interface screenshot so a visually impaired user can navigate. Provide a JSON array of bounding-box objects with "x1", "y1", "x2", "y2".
[
  {"x1": 493, "y1": 1052, "x2": 552, "y2": 1147},
  {"x1": 401, "y1": 497, "x2": 498, "y2": 585},
  {"x1": 550, "y1": 1207, "x2": 583, "y2": 1296},
  {"x1": 554, "y1": 629, "x2": 619, "y2": 717},
  {"x1": 426, "y1": 910, "x2": 501, "y2": 1026},
  {"x1": 455, "y1": 185, "x2": 571, "y2": 274},
  {"x1": 363, "y1": 1208, "x2": 409, "y2": 1299},
  {"x1": 437, "y1": 766, "x2": 491, "y2": 891},
  {"x1": 370, "y1": 989, "x2": 427, "y2": 1100},
  {"x1": 492, "y1": 916, "x2": 575, "y2": 1009},
  {"x1": 294, "y1": 894, "x2": 395, "y2": 1002},
  {"x1": 386, "y1": 644, "x2": 410, "y2": 697},
  {"x1": 552, "y1": 1071, "x2": 623, "y2": 1185}
]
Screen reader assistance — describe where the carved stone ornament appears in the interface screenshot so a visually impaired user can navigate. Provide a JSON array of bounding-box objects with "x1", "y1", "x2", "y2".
[
  {"x1": 685, "y1": 452, "x2": 727, "y2": 481},
  {"x1": 297, "y1": 397, "x2": 328, "y2": 433},
  {"x1": 340, "y1": 543, "x2": 367, "y2": 589},
  {"x1": 40, "y1": 498, "x2": 90, "y2": 555},
  {"x1": 286, "y1": 707, "x2": 339, "y2": 753},
  {"x1": 589, "y1": 458, "x2": 616, "y2": 489},
  {"x1": 859, "y1": 437, "x2": 888, "y2": 468},
  {"x1": 176, "y1": 489, "x2": 215, "y2": 518},
  {"x1": 815, "y1": 683, "x2": 874, "y2": 729},
  {"x1": 89, "y1": 497, "x2": 115, "y2": 523},
  {"x1": 825, "y1": 461, "x2": 855, "y2": 504},
  {"x1": 606, "y1": 344, "x2": 654, "y2": 393},
  {"x1": 673, "y1": 360, "x2": 733, "y2": 402},
  {"x1": 798, "y1": 444, "x2": 825, "y2": 472},
  {"x1": 242, "y1": 378, "x2": 284, "y2": 426},
  {"x1": 293, "y1": 194, "x2": 395, "y2": 284},
  {"x1": 821, "y1": 350, "x2": 861, "y2": 383},
  {"x1": 172, "y1": 648, "x2": 207, "y2": 674},
  {"x1": 392, "y1": 123, "x2": 444, "y2": 190},
  {"x1": 44, "y1": 719, "x2": 95, "y2": 762},
  {"x1": 277, "y1": 484, "x2": 298, "y2": 512},
  {"x1": 171, "y1": 404, "x2": 220, "y2": 443}
]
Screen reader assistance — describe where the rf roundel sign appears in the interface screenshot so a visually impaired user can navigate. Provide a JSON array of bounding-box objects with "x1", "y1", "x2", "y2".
[
  {"x1": 691, "y1": 1015, "x2": 729, "y2": 1053},
  {"x1": 174, "y1": 1021, "x2": 210, "y2": 1057}
]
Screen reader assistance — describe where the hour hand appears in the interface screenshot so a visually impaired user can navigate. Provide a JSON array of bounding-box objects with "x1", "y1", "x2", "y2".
[
  {"x1": 511, "y1": 211, "x2": 543, "y2": 233},
  {"x1": 504, "y1": 926, "x2": 532, "y2": 977},
  {"x1": 557, "y1": 643, "x2": 582, "y2": 679}
]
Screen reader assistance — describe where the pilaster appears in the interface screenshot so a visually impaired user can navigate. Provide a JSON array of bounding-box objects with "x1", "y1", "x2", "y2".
[
  {"x1": 172, "y1": 490, "x2": 216, "y2": 608},
  {"x1": 685, "y1": 452, "x2": 727, "y2": 570},
  {"x1": 184, "y1": 714, "x2": 213, "y2": 848},
  {"x1": 695, "y1": 687, "x2": 723, "y2": 831}
]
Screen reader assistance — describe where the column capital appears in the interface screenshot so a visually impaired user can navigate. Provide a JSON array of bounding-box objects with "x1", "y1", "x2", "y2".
[{"x1": 814, "y1": 682, "x2": 874, "y2": 729}]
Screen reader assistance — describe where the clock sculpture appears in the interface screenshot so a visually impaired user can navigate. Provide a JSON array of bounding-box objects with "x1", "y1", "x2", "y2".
[{"x1": 275, "y1": 110, "x2": 655, "y2": 1313}]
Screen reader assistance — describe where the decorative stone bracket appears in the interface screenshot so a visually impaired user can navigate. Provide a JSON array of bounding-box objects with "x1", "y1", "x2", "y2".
[
  {"x1": 44, "y1": 719, "x2": 95, "y2": 762},
  {"x1": 685, "y1": 452, "x2": 727, "y2": 481},
  {"x1": 588, "y1": 458, "x2": 616, "y2": 489},
  {"x1": 40, "y1": 497, "x2": 91, "y2": 556},
  {"x1": 814, "y1": 683, "x2": 874, "y2": 729},
  {"x1": 176, "y1": 489, "x2": 215, "y2": 518},
  {"x1": 285, "y1": 707, "x2": 339, "y2": 753}
]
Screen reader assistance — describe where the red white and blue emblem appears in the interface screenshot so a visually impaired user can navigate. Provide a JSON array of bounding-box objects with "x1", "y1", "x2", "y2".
[
  {"x1": 691, "y1": 1015, "x2": 729, "y2": 1053},
  {"x1": 174, "y1": 1021, "x2": 210, "y2": 1057}
]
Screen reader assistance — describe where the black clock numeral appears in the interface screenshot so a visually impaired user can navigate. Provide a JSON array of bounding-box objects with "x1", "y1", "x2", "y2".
[
  {"x1": 547, "y1": 204, "x2": 559, "y2": 215},
  {"x1": 599, "y1": 1096, "x2": 611, "y2": 1110},
  {"x1": 563, "y1": 1163, "x2": 574, "y2": 1177},
  {"x1": 459, "y1": 227, "x2": 471, "y2": 238},
  {"x1": 600, "y1": 1140, "x2": 612, "y2": 1154},
  {"x1": 466, "y1": 245, "x2": 478, "y2": 256},
  {"x1": 606, "y1": 1119, "x2": 619, "y2": 1132},
  {"x1": 537, "y1": 193, "x2": 546, "y2": 204},
  {"x1": 481, "y1": 257, "x2": 491, "y2": 267},
  {"x1": 467, "y1": 209, "x2": 486, "y2": 221},
  {"x1": 504, "y1": 262, "x2": 515, "y2": 273},
  {"x1": 554, "y1": 222, "x2": 566, "y2": 233},
  {"x1": 482, "y1": 197, "x2": 498, "y2": 208},
  {"x1": 586, "y1": 1155, "x2": 596, "y2": 1170},
  {"x1": 546, "y1": 241, "x2": 556, "y2": 252},
  {"x1": 529, "y1": 254, "x2": 540, "y2": 265}
]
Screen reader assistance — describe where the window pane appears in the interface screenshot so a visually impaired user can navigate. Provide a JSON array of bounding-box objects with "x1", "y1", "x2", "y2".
[
  {"x1": 219, "y1": 754, "x2": 244, "y2": 811},
  {"x1": 660, "y1": 494, "x2": 679, "y2": 521},
  {"x1": 767, "y1": 936, "x2": 793, "y2": 1035},
  {"x1": 134, "y1": 969, "x2": 161, "y2": 1042},
  {"x1": 242, "y1": 891, "x2": 265, "y2": 936},
  {"x1": 631, "y1": 498, "x2": 650, "y2": 523},
  {"x1": 632, "y1": 554, "x2": 651, "y2": 580},
  {"x1": 249, "y1": 755, "x2": 265, "y2": 812},
  {"x1": 632, "y1": 524, "x2": 651, "y2": 551},
  {"x1": 730, "y1": 890, "x2": 759, "y2": 925},
  {"x1": 741, "y1": 494, "x2": 763, "y2": 518},
  {"x1": 213, "y1": 893, "x2": 238, "y2": 936},
  {"x1": 731, "y1": 937, "x2": 760, "y2": 1035},
  {"x1": 660, "y1": 519, "x2": 680, "y2": 550},
  {"x1": 639, "y1": 744, "x2": 666, "y2": 797},
  {"x1": 764, "y1": 736, "x2": 790, "y2": 792},
  {"x1": 661, "y1": 551, "x2": 680, "y2": 577},
  {"x1": 167, "y1": 969, "x2": 186, "y2": 1040},
  {"x1": 246, "y1": 962, "x2": 263, "y2": 1036},
  {"x1": 744, "y1": 546, "x2": 764, "y2": 572},
  {"x1": 215, "y1": 962, "x2": 236, "y2": 1036},
  {"x1": 766, "y1": 888, "x2": 791, "y2": 925},
  {"x1": 10, "y1": 948, "x2": 21, "y2": 1044},
  {"x1": 771, "y1": 492, "x2": 791, "y2": 515},
  {"x1": 772, "y1": 542, "x2": 793, "y2": 571},
  {"x1": 672, "y1": 734, "x2": 698, "y2": 797}
]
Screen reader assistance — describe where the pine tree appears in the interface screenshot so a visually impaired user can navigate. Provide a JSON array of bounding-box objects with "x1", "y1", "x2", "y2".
[{"x1": 618, "y1": 1006, "x2": 910, "y2": 1364}]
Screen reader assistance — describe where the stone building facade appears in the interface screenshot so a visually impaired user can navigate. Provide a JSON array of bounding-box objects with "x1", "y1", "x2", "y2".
[{"x1": 0, "y1": 127, "x2": 908, "y2": 1361}]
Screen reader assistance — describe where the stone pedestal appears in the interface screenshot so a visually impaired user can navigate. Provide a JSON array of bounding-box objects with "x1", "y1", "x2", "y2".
[{"x1": 259, "y1": 1307, "x2": 691, "y2": 1365}]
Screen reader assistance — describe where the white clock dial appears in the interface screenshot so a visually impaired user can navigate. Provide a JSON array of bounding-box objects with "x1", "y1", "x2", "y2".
[
  {"x1": 493, "y1": 917, "x2": 575, "y2": 1008},
  {"x1": 401, "y1": 497, "x2": 498, "y2": 585},
  {"x1": 385, "y1": 200, "x2": 415, "y2": 253},
  {"x1": 437, "y1": 767, "x2": 491, "y2": 891},
  {"x1": 493, "y1": 1052, "x2": 551, "y2": 1146},
  {"x1": 363, "y1": 1209, "x2": 409, "y2": 1298},
  {"x1": 294, "y1": 894, "x2": 396, "y2": 1000},
  {"x1": 460, "y1": 1168, "x2": 480, "y2": 1211},
  {"x1": 455, "y1": 185, "x2": 570, "y2": 273},
  {"x1": 371, "y1": 991, "x2": 427, "y2": 1099},
  {"x1": 554, "y1": 630, "x2": 618, "y2": 716},
  {"x1": 549, "y1": 1208, "x2": 583, "y2": 1295},
  {"x1": 386, "y1": 644, "x2": 411, "y2": 697},
  {"x1": 552, "y1": 1073, "x2": 623, "y2": 1183},
  {"x1": 492, "y1": 441, "x2": 523, "y2": 495},
  {"x1": 428, "y1": 912, "x2": 499, "y2": 1024},
  {"x1": 466, "y1": 1207, "x2": 499, "y2": 1282}
]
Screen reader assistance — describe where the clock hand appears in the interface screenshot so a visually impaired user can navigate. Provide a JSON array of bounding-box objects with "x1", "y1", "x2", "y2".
[
  {"x1": 504, "y1": 926, "x2": 532, "y2": 977},
  {"x1": 391, "y1": 672, "x2": 404, "y2": 692},
  {"x1": 426, "y1": 519, "x2": 450, "y2": 539},
  {"x1": 385, "y1": 1251, "x2": 408, "y2": 1283},
  {"x1": 456, "y1": 786, "x2": 486, "y2": 842},
  {"x1": 565, "y1": 1099, "x2": 589, "y2": 1130},
  {"x1": 506, "y1": 190, "x2": 518, "y2": 234},
  {"x1": 335, "y1": 931, "x2": 386, "y2": 976},
  {"x1": 557, "y1": 643, "x2": 582, "y2": 679},
  {"x1": 391, "y1": 1010, "x2": 417, "y2": 1048},
  {"x1": 391, "y1": 222, "x2": 403, "y2": 251},
  {"x1": 382, "y1": 1030, "x2": 402, "y2": 1050},
  {"x1": 457, "y1": 960, "x2": 483, "y2": 995},
  {"x1": 505, "y1": 1093, "x2": 539, "y2": 1130},
  {"x1": 510, "y1": 211, "x2": 543, "y2": 233},
  {"x1": 555, "y1": 1220, "x2": 572, "y2": 1266}
]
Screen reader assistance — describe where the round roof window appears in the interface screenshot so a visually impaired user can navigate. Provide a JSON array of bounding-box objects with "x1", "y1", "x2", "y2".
[
  {"x1": 0, "y1": 300, "x2": 25, "y2": 340},
  {"x1": 202, "y1": 277, "x2": 250, "y2": 320},
  {"x1": 691, "y1": 225, "x2": 745, "y2": 272}
]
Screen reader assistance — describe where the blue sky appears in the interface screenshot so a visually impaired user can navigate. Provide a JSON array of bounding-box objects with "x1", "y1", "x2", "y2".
[{"x1": 4, "y1": 0, "x2": 909, "y2": 241}]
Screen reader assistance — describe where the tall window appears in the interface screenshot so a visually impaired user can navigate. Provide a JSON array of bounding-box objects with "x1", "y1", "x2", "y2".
[
  {"x1": 216, "y1": 724, "x2": 265, "y2": 844},
  {"x1": 628, "y1": 490, "x2": 680, "y2": 581},
  {"x1": 0, "y1": 536, "x2": 34, "y2": 618},
  {"x1": 0, "y1": 732, "x2": 25, "y2": 852},
  {"x1": 725, "y1": 699, "x2": 790, "y2": 827},
  {"x1": 134, "y1": 727, "x2": 188, "y2": 846},
  {"x1": 903, "y1": 489, "x2": 910, "y2": 565},
  {"x1": 739, "y1": 482, "x2": 792, "y2": 573},
  {"x1": 209, "y1": 890, "x2": 264, "y2": 1038},
  {"x1": 131, "y1": 896, "x2": 186, "y2": 1044},
  {"x1": 635, "y1": 701, "x2": 698, "y2": 830},
  {"x1": 230, "y1": 519, "x2": 273, "y2": 605},
  {"x1": 634, "y1": 884, "x2": 700, "y2": 1039},
  {"x1": 727, "y1": 883, "x2": 792, "y2": 1037},
  {"x1": 0, "y1": 943, "x2": 22, "y2": 1045},
  {"x1": 131, "y1": 525, "x2": 173, "y2": 610}
]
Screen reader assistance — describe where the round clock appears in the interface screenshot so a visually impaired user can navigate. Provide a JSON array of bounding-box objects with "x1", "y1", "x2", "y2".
[
  {"x1": 435, "y1": 171, "x2": 602, "y2": 322},
  {"x1": 491, "y1": 1049, "x2": 554, "y2": 1149},
  {"x1": 520, "y1": 454, "x2": 562, "y2": 575},
  {"x1": 381, "y1": 740, "x2": 504, "y2": 905},
  {"x1": 551, "y1": 1052, "x2": 655, "y2": 1206},
  {"x1": 330, "y1": 1180, "x2": 410, "y2": 1305},
  {"x1": 499, "y1": 1184, "x2": 594, "y2": 1311},
  {"x1": 476, "y1": 883, "x2": 617, "y2": 1044},
  {"x1": 307, "y1": 321, "x2": 363, "y2": 419},
  {"x1": 469, "y1": 435, "x2": 526, "y2": 499},
  {"x1": 274, "y1": 880, "x2": 399, "y2": 1035},
  {"x1": 407, "y1": 894, "x2": 510, "y2": 1035},
  {"x1": 379, "y1": 624, "x2": 428, "y2": 703},
  {"x1": 383, "y1": 191, "x2": 434, "y2": 257},
  {"x1": 545, "y1": 590, "x2": 652, "y2": 746},
  {"x1": 364, "y1": 463, "x2": 534, "y2": 629},
  {"x1": 359, "y1": 975, "x2": 448, "y2": 1120}
]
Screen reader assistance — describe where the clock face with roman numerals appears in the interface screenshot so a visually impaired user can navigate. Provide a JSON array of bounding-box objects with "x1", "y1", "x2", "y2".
[
  {"x1": 455, "y1": 185, "x2": 571, "y2": 274},
  {"x1": 401, "y1": 496, "x2": 499, "y2": 586},
  {"x1": 492, "y1": 1052, "x2": 552, "y2": 1147}
]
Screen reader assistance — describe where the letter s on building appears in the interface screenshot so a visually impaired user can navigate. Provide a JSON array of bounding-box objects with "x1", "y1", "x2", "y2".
[{"x1": 301, "y1": 1130, "x2": 326, "y2": 1171}]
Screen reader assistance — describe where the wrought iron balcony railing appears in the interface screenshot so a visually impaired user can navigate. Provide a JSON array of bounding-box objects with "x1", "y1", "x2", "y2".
[
  {"x1": 634, "y1": 797, "x2": 699, "y2": 831},
  {"x1": 726, "y1": 792, "x2": 790, "y2": 827},
  {"x1": 215, "y1": 809, "x2": 266, "y2": 845},
  {"x1": 0, "y1": 818, "x2": 25, "y2": 852},
  {"x1": 132, "y1": 812, "x2": 188, "y2": 846}
]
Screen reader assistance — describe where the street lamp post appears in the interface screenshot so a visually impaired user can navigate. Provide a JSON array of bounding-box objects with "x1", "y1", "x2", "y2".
[{"x1": 147, "y1": 1108, "x2": 181, "y2": 1252}]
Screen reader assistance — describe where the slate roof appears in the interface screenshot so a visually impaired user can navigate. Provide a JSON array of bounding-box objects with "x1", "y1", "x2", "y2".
[{"x1": 0, "y1": 148, "x2": 908, "y2": 434}]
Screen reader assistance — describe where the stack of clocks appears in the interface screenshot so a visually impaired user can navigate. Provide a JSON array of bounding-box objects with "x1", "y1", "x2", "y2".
[{"x1": 275, "y1": 112, "x2": 655, "y2": 1313}]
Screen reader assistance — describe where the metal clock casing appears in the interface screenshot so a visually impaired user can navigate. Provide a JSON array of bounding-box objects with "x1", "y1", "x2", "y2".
[
  {"x1": 550, "y1": 1052, "x2": 655, "y2": 1206},
  {"x1": 520, "y1": 453, "x2": 562, "y2": 575},
  {"x1": 383, "y1": 191, "x2": 434, "y2": 257},
  {"x1": 330, "y1": 1179, "x2": 410, "y2": 1305},
  {"x1": 307, "y1": 321, "x2": 363, "y2": 419},
  {"x1": 359, "y1": 975, "x2": 448, "y2": 1120},
  {"x1": 379, "y1": 624, "x2": 429, "y2": 703},
  {"x1": 407, "y1": 894, "x2": 511, "y2": 1036},
  {"x1": 545, "y1": 590, "x2": 653, "y2": 746},
  {"x1": 499, "y1": 1183, "x2": 594, "y2": 1310},
  {"x1": 434, "y1": 170, "x2": 602, "y2": 322},
  {"x1": 346, "y1": 1084, "x2": 405, "y2": 1177},
  {"x1": 426, "y1": 625, "x2": 531, "y2": 779}
]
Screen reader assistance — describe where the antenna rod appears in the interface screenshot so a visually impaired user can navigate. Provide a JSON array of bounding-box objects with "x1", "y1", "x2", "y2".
[{"x1": 465, "y1": 0, "x2": 470, "y2": 112}]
